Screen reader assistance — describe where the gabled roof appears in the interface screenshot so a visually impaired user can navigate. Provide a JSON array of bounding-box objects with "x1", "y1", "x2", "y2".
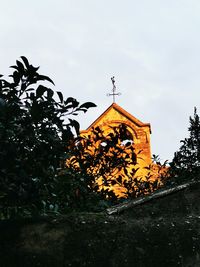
[{"x1": 85, "y1": 102, "x2": 151, "y2": 133}]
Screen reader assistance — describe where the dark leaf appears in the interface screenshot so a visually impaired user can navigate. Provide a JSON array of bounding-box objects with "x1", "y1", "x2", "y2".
[
  {"x1": 16, "y1": 60, "x2": 25, "y2": 72},
  {"x1": 30, "y1": 92, "x2": 35, "y2": 100},
  {"x1": 10, "y1": 65, "x2": 19, "y2": 70},
  {"x1": 25, "y1": 88, "x2": 34, "y2": 92},
  {"x1": 36, "y1": 85, "x2": 47, "y2": 98},
  {"x1": 111, "y1": 180, "x2": 117, "y2": 186},
  {"x1": 62, "y1": 129, "x2": 74, "y2": 141},
  {"x1": 37, "y1": 75, "x2": 55, "y2": 85},
  {"x1": 47, "y1": 88, "x2": 54, "y2": 99},
  {"x1": 124, "y1": 168, "x2": 128, "y2": 176},
  {"x1": 64, "y1": 98, "x2": 79, "y2": 110},
  {"x1": 12, "y1": 71, "x2": 21, "y2": 85},
  {"x1": 21, "y1": 56, "x2": 30, "y2": 69},
  {"x1": 29, "y1": 64, "x2": 40, "y2": 72},
  {"x1": 57, "y1": 91, "x2": 63, "y2": 103},
  {"x1": 69, "y1": 119, "x2": 80, "y2": 136},
  {"x1": 117, "y1": 176, "x2": 122, "y2": 184},
  {"x1": 79, "y1": 102, "x2": 96, "y2": 109},
  {"x1": 65, "y1": 97, "x2": 75, "y2": 105}
]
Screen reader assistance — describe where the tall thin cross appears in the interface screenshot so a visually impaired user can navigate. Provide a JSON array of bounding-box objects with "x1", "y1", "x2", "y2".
[{"x1": 107, "y1": 76, "x2": 121, "y2": 103}]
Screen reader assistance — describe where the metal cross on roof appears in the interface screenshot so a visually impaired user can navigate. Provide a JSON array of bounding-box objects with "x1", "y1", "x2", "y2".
[{"x1": 107, "y1": 76, "x2": 121, "y2": 103}]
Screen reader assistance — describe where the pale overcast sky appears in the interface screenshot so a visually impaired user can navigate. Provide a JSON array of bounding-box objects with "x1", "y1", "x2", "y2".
[{"x1": 1, "y1": 0, "x2": 200, "y2": 162}]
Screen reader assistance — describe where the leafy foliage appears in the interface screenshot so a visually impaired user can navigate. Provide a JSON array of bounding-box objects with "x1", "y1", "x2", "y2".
[
  {"x1": 0, "y1": 57, "x2": 96, "y2": 218},
  {"x1": 170, "y1": 107, "x2": 200, "y2": 183},
  {"x1": 66, "y1": 124, "x2": 135, "y2": 199},
  {"x1": 66, "y1": 125, "x2": 162, "y2": 202}
]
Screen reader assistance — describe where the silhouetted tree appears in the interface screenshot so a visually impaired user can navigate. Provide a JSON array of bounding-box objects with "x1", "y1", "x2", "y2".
[
  {"x1": 170, "y1": 107, "x2": 200, "y2": 183},
  {"x1": 0, "y1": 57, "x2": 96, "y2": 218}
]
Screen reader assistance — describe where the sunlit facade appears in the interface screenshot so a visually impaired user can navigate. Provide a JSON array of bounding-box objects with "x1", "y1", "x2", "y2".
[{"x1": 79, "y1": 103, "x2": 165, "y2": 197}]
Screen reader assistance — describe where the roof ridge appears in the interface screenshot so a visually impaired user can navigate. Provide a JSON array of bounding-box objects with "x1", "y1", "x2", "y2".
[{"x1": 85, "y1": 103, "x2": 151, "y2": 132}]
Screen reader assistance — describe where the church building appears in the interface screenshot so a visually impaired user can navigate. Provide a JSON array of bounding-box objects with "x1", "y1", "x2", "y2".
[
  {"x1": 82, "y1": 102, "x2": 152, "y2": 179},
  {"x1": 67, "y1": 78, "x2": 166, "y2": 197},
  {"x1": 75, "y1": 77, "x2": 166, "y2": 199},
  {"x1": 82, "y1": 77, "x2": 153, "y2": 180}
]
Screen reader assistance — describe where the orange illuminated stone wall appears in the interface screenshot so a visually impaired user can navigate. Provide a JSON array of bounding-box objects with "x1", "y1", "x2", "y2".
[{"x1": 82, "y1": 103, "x2": 152, "y2": 179}]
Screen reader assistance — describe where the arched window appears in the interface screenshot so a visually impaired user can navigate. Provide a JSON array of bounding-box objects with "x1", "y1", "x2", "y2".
[{"x1": 120, "y1": 127, "x2": 134, "y2": 146}]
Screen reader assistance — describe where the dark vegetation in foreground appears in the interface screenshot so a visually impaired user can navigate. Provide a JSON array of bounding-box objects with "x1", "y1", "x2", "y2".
[{"x1": 0, "y1": 181, "x2": 200, "y2": 267}]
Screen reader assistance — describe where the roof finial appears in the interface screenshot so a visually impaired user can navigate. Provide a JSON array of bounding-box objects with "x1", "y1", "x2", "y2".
[{"x1": 107, "y1": 76, "x2": 121, "y2": 103}]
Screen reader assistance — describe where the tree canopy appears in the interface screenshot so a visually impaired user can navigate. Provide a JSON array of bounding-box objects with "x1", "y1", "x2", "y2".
[
  {"x1": 0, "y1": 57, "x2": 96, "y2": 217},
  {"x1": 170, "y1": 107, "x2": 200, "y2": 182}
]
